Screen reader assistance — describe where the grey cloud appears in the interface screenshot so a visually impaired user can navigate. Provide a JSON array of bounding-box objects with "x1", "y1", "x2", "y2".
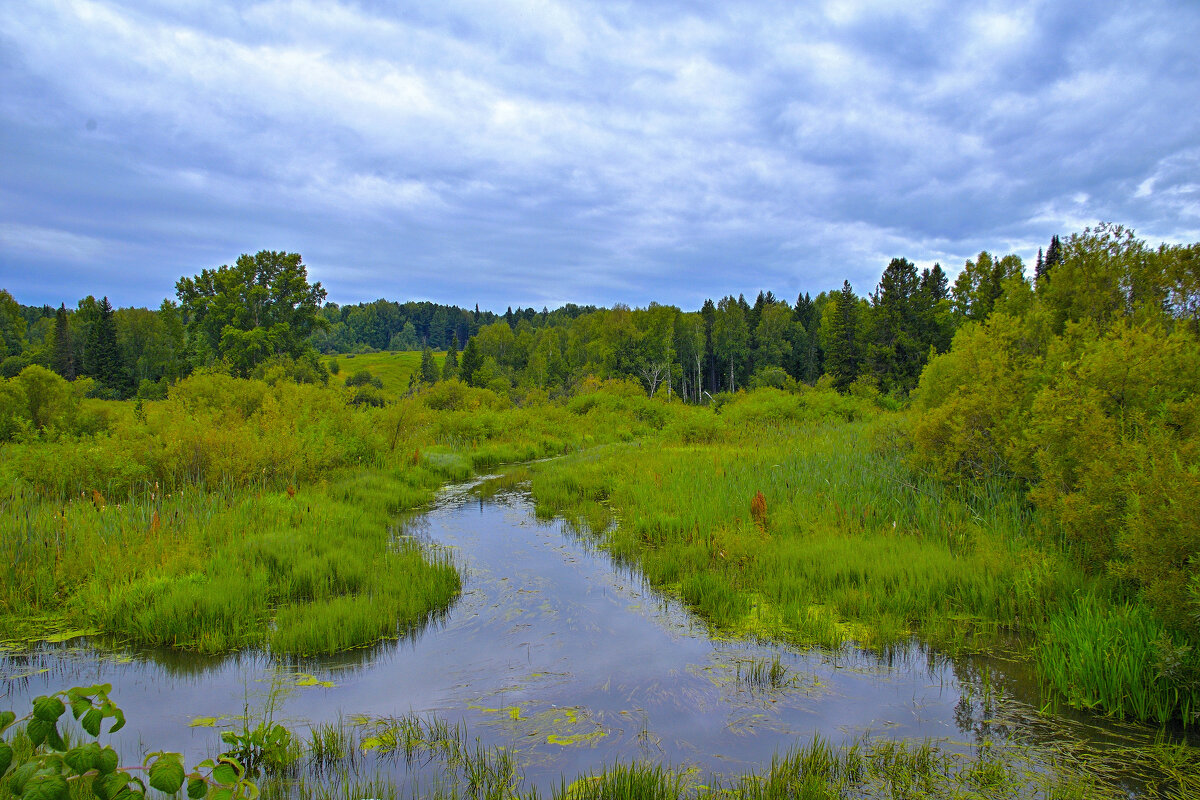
[{"x1": 1, "y1": 0, "x2": 1198, "y2": 311}]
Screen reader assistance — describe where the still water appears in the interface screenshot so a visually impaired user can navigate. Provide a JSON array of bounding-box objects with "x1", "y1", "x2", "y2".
[{"x1": 0, "y1": 482, "x2": 1187, "y2": 790}]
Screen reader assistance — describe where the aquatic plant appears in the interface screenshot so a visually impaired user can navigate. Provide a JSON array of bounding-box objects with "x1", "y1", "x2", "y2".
[{"x1": 0, "y1": 685, "x2": 258, "y2": 800}]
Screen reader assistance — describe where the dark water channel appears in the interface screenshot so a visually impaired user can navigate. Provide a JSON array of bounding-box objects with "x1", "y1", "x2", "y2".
[{"x1": 2, "y1": 482, "x2": 1192, "y2": 792}]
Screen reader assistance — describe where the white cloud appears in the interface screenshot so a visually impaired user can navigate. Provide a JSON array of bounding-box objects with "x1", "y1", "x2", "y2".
[{"x1": 0, "y1": 223, "x2": 106, "y2": 261}]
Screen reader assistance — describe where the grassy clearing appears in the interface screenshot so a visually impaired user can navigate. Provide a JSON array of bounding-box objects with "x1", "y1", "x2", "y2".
[
  {"x1": 530, "y1": 403, "x2": 1081, "y2": 651},
  {"x1": 3, "y1": 469, "x2": 459, "y2": 655},
  {"x1": 326, "y1": 351, "x2": 443, "y2": 399}
]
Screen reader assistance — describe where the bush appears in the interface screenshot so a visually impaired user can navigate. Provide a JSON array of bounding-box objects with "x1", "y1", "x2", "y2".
[
  {"x1": 344, "y1": 369, "x2": 383, "y2": 389},
  {"x1": 348, "y1": 385, "x2": 386, "y2": 407}
]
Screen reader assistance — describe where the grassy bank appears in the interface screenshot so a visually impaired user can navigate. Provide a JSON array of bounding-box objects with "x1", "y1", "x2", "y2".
[
  {"x1": 526, "y1": 388, "x2": 1200, "y2": 726},
  {"x1": 0, "y1": 374, "x2": 667, "y2": 654}
]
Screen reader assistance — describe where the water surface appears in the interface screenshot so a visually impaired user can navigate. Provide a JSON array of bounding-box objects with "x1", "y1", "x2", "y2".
[{"x1": 1, "y1": 482, "x2": 1189, "y2": 790}]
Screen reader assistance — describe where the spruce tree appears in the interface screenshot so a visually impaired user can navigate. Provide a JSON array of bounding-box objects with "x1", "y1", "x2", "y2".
[
  {"x1": 869, "y1": 258, "x2": 922, "y2": 392},
  {"x1": 52, "y1": 304, "x2": 74, "y2": 379},
  {"x1": 419, "y1": 347, "x2": 440, "y2": 384},
  {"x1": 822, "y1": 281, "x2": 861, "y2": 391},
  {"x1": 459, "y1": 337, "x2": 481, "y2": 386},
  {"x1": 443, "y1": 334, "x2": 460, "y2": 380},
  {"x1": 1044, "y1": 235, "x2": 1063, "y2": 277},
  {"x1": 86, "y1": 296, "x2": 124, "y2": 394}
]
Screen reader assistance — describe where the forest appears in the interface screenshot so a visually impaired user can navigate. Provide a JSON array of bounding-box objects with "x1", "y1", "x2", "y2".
[{"x1": 1, "y1": 223, "x2": 1199, "y2": 799}]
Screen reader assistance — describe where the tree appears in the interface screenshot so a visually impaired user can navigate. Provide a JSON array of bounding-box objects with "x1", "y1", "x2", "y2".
[
  {"x1": 712, "y1": 296, "x2": 749, "y2": 392},
  {"x1": 52, "y1": 304, "x2": 74, "y2": 380},
  {"x1": 175, "y1": 250, "x2": 327, "y2": 375},
  {"x1": 459, "y1": 337, "x2": 481, "y2": 386},
  {"x1": 1044, "y1": 234, "x2": 1063, "y2": 279},
  {"x1": 868, "y1": 257, "x2": 924, "y2": 393},
  {"x1": 753, "y1": 301, "x2": 793, "y2": 372},
  {"x1": 85, "y1": 296, "x2": 125, "y2": 394},
  {"x1": 443, "y1": 334, "x2": 460, "y2": 380},
  {"x1": 419, "y1": 347, "x2": 440, "y2": 384},
  {"x1": 0, "y1": 289, "x2": 25, "y2": 361},
  {"x1": 916, "y1": 265, "x2": 955, "y2": 355},
  {"x1": 820, "y1": 281, "x2": 862, "y2": 390}
]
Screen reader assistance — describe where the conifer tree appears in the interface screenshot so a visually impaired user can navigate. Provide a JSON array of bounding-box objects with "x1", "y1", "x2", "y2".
[
  {"x1": 419, "y1": 347, "x2": 440, "y2": 384},
  {"x1": 820, "y1": 281, "x2": 861, "y2": 390},
  {"x1": 1045, "y1": 235, "x2": 1063, "y2": 275},
  {"x1": 869, "y1": 258, "x2": 923, "y2": 392},
  {"x1": 459, "y1": 336, "x2": 481, "y2": 386},
  {"x1": 443, "y1": 334, "x2": 460, "y2": 380},
  {"x1": 85, "y1": 296, "x2": 124, "y2": 393},
  {"x1": 52, "y1": 304, "x2": 74, "y2": 379}
]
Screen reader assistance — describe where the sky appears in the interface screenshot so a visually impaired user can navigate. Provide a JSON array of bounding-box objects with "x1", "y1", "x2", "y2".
[{"x1": 1, "y1": 0, "x2": 1198, "y2": 312}]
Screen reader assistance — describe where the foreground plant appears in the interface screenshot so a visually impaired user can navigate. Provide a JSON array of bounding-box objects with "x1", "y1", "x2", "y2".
[{"x1": 0, "y1": 685, "x2": 258, "y2": 800}]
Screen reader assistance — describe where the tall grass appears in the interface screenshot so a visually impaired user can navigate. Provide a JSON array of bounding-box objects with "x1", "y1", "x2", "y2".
[
  {"x1": 527, "y1": 388, "x2": 1197, "y2": 724},
  {"x1": 0, "y1": 373, "x2": 668, "y2": 653},
  {"x1": 1038, "y1": 596, "x2": 1200, "y2": 726}
]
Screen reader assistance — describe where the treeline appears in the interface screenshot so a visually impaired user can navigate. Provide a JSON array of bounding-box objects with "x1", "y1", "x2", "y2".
[
  {"x1": 312, "y1": 299, "x2": 600, "y2": 354},
  {"x1": 0, "y1": 293, "x2": 185, "y2": 400},
  {"x1": 446, "y1": 252, "x2": 1040, "y2": 400}
]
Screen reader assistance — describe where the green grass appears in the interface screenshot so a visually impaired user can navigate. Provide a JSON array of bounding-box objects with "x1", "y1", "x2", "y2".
[
  {"x1": 1038, "y1": 596, "x2": 1200, "y2": 726},
  {"x1": 326, "y1": 351, "x2": 444, "y2": 399},
  {"x1": 255, "y1": 716, "x2": 1136, "y2": 800},
  {"x1": 46, "y1": 469, "x2": 462, "y2": 655},
  {"x1": 526, "y1": 388, "x2": 1198, "y2": 725}
]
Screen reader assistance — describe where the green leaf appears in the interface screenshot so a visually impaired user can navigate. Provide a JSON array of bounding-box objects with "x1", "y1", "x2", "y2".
[
  {"x1": 32, "y1": 696, "x2": 66, "y2": 722},
  {"x1": 187, "y1": 777, "x2": 207, "y2": 799},
  {"x1": 26, "y1": 717, "x2": 51, "y2": 747},
  {"x1": 69, "y1": 697, "x2": 92, "y2": 720},
  {"x1": 0, "y1": 740, "x2": 12, "y2": 775},
  {"x1": 97, "y1": 747, "x2": 119, "y2": 775},
  {"x1": 102, "y1": 772, "x2": 132, "y2": 800},
  {"x1": 108, "y1": 707, "x2": 126, "y2": 734},
  {"x1": 0, "y1": 710, "x2": 16, "y2": 733},
  {"x1": 66, "y1": 742, "x2": 102, "y2": 773},
  {"x1": 211, "y1": 763, "x2": 237, "y2": 786},
  {"x1": 213, "y1": 789, "x2": 232, "y2": 800},
  {"x1": 10, "y1": 761, "x2": 37, "y2": 794},
  {"x1": 45, "y1": 722, "x2": 66, "y2": 752},
  {"x1": 20, "y1": 773, "x2": 69, "y2": 800},
  {"x1": 81, "y1": 708, "x2": 103, "y2": 737},
  {"x1": 64, "y1": 746, "x2": 88, "y2": 773},
  {"x1": 148, "y1": 754, "x2": 185, "y2": 795}
]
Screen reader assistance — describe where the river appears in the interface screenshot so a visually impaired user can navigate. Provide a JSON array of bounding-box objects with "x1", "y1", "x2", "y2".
[{"x1": 1, "y1": 481, "x2": 1191, "y2": 793}]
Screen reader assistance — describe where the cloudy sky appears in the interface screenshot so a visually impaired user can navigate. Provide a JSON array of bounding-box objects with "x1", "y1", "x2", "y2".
[{"x1": 1, "y1": 0, "x2": 1198, "y2": 311}]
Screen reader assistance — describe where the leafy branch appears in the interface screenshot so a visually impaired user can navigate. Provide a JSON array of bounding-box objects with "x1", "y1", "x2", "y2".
[{"x1": 1, "y1": 685, "x2": 258, "y2": 800}]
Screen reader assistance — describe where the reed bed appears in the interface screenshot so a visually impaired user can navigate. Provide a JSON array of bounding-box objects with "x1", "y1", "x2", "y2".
[
  {"x1": 253, "y1": 714, "x2": 1135, "y2": 800},
  {"x1": 528, "y1": 389, "x2": 1198, "y2": 725}
]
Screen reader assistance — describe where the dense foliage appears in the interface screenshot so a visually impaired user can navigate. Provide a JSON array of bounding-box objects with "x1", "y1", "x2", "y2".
[
  {"x1": 2, "y1": 222, "x2": 1199, "y2": 732},
  {"x1": 910, "y1": 224, "x2": 1200, "y2": 630}
]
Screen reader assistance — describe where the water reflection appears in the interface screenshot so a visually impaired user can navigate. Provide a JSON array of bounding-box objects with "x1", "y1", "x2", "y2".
[{"x1": 2, "y1": 484, "x2": 1195, "y2": 792}]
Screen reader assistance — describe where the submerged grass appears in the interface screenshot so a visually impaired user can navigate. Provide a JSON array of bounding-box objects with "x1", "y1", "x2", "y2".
[{"x1": 249, "y1": 713, "x2": 1156, "y2": 800}]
